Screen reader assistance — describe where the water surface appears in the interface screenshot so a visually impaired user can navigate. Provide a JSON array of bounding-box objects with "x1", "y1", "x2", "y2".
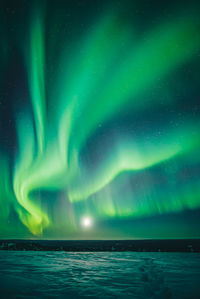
[{"x1": 0, "y1": 251, "x2": 200, "y2": 298}]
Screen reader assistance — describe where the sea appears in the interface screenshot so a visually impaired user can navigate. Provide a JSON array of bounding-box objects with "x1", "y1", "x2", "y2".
[{"x1": 0, "y1": 251, "x2": 200, "y2": 298}]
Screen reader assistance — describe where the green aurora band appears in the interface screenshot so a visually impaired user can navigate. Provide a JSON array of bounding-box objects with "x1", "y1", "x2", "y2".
[{"x1": 1, "y1": 1, "x2": 200, "y2": 238}]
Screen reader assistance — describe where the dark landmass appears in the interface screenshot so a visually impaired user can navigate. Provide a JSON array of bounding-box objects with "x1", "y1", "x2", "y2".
[{"x1": 0, "y1": 239, "x2": 200, "y2": 252}]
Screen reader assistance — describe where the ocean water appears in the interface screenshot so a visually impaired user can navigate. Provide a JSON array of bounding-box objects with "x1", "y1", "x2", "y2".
[{"x1": 0, "y1": 252, "x2": 200, "y2": 298}]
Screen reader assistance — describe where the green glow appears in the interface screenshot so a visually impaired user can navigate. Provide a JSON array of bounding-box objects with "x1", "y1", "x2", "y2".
[
  {"x1": 27, "y1": 10, "x2": 46, "y2": 154},
  {"x1": 71, "y1": 11, "x2": 200, "y2": 151},
  {"x1": 0, "y1": 154, "x2": 12, "y2": 227},
  {"x1": 0, "y1": 1, "x2": 200, "y2": 238},
  {"x1": 68, "y1": 120, "x2": 200, "y2": 202}
]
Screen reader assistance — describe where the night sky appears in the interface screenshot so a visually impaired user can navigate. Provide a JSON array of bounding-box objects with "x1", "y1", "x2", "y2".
[{"x1": 0, "y1": 0, "x2": 200, "y2": 239}]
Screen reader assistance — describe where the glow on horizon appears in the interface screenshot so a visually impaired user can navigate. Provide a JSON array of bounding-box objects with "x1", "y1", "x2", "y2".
[{"x1": 81, "y1": 217, "x2": 93, "y2": 228}]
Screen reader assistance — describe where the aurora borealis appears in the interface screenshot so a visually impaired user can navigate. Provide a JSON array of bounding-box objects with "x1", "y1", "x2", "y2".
[{"x1": 0, "y1": 0, "x2": 200, "y2": 239}]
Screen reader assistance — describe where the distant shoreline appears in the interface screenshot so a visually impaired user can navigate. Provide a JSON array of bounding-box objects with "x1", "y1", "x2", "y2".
[{"x1": 0, "y1": 239, "x2": 200, "y2": 252}]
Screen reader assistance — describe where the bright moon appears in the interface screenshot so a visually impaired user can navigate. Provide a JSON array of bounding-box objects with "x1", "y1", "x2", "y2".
[{"x1": 82, "y1": 217, "x2": 92, "y2": 228}]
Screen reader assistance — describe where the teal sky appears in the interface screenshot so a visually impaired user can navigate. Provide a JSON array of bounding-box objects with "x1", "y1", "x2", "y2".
[{"x1": 0, "y1": 0, "x2": 200, "y2": 239}]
